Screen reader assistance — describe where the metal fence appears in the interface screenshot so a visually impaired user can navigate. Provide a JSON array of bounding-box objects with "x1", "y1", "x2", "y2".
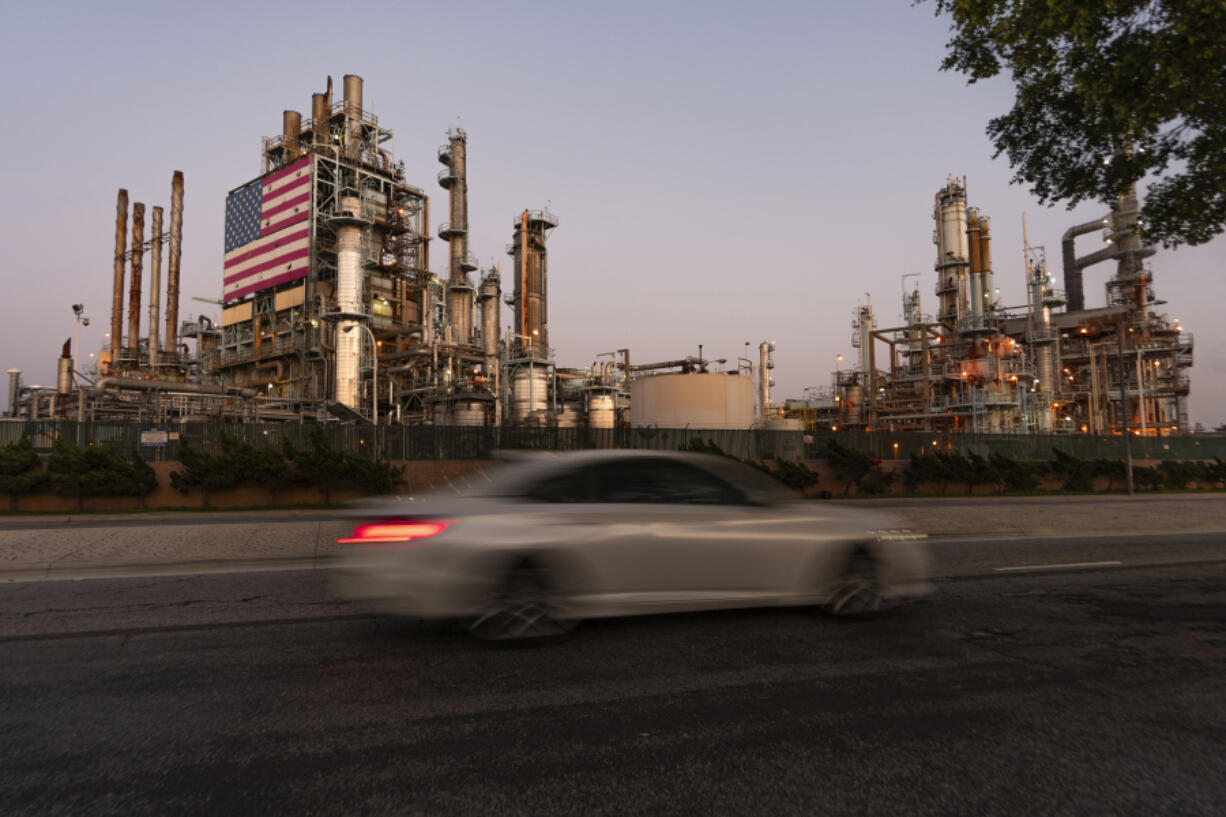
[
  {"x1": 803, "y1": 430, "x2": 1226, "y2": 462},
  {"x1": 2, "y1": 420, "x2": 1223, "y2": 462}
]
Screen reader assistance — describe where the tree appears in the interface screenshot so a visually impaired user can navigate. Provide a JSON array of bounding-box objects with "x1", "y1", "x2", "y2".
[{"x1": 929, "y1": 0, "x2": 1226, "y2": 247}]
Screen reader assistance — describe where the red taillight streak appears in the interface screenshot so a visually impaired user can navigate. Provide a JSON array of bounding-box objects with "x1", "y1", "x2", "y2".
[{"x1": 337, "y1": 521, "x2": 450, "y2": 547}]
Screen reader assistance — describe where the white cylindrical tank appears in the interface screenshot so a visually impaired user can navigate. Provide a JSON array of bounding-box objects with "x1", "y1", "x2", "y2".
[
  {"x1": 335, "y1": 195, "x2": 364, "y2": 410},
  {"x1": 452, "y1": 400, "x2": 486, "y2": 426},
  {"x1": 630, "y1": 373, "x2": 754, "y2": 429},
  {"x1": 588, "y1": 393, "x2": 616, "y2": 429},
  {"x1": 511, "y1": 369, "x2": 549, "y2": 421}
]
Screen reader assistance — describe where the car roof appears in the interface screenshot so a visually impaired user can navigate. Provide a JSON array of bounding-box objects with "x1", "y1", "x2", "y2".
[{"x1": 477, "y1": 449, "x2": 800, "y2": 502}]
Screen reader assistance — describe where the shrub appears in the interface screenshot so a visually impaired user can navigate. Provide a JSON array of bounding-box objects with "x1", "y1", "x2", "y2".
[
  {"x1": 1049, "y1": 449, "x2": 1093, "y2": 492},
  {"x1": 0, "y1": 437, "x2": 49, "y2": 511},
  {"x1": 47, "y1": 438, "x2": 157, "y2": 510}
]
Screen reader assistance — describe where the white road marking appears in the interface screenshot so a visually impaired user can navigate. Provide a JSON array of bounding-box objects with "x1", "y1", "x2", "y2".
[{"x1": 993, "y1": 560, "x2": 1123, "y2": 573}]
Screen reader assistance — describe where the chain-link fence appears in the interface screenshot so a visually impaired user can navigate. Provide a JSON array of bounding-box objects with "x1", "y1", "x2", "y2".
[{"x1": 2, "y1": 420, "x2": 1223, "y2": 462}]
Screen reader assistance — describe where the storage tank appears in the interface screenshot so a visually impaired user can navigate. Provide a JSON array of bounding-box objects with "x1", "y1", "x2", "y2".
[
  {"x1": 588, "y1": 392, "x2": 616, "y2": 429},
  {"x1": 452, "y1": 400, "x2": 486, "y2": 426},
  {"x1": 511, "y1": 368, "x2": 549, "y2": 421},
  {"x1": 557, "y1": 402, "x2": 585, "y2": 428},
  {"x1": 630, "y1": 372, "x2": 754, "y2": 429}
]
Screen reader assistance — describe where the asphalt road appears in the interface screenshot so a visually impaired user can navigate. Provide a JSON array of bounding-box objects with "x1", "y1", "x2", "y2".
[{"x1": 2, "y1": 533, "x2": 1224, "y2": 816}]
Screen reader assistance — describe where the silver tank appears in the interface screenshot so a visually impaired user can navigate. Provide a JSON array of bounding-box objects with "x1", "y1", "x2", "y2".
[
  {"x1": 588, "y1": 393, "x2": 616, "y2": 429},
  {"x1": 452, "y1": 401, "x2": 486, "y2": 427},
  {"x1": 511, "y1": 369, "x2": 549, "y2": 421}
]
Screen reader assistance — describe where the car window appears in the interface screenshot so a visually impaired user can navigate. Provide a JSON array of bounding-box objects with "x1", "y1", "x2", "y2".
[
  {"x1": 521, "y1": 468, "x2": 592, "y2": 503},
  {"x1": 589, "y1": 459, "x2": 745, "y2": 505}
]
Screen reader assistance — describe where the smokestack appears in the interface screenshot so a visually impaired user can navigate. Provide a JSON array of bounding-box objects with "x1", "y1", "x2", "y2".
[
  {"x1": 57, "y1": 340, "x2": 72, "y2": 396},
  {"x1": 6, "y1": 369, "x2": 20, "y2": 417},
  {"x1": 283, "y1": 110, "x2": 301, "y2": 159},
  {"x1": 311, "y1": 92, "x2": 328, "y2": 144},
  {"x1": 342, "y1": 74, "x2": 362, "y2": 117},
  {"x1": 164, "y1": 171, "x2": 183, "y2": 362},
  {"x1": 111, "y1": 189, "x2": 128, "y2": 366},
  {"x1": 127, "y1": 202, "x2": 145, "y2": 359},
  {"x1": 149, "y1": 206, "x2": 163, "y2": 365},
  {"x1": 343, "y1": 75, "x2": 363, "y2": 160}
]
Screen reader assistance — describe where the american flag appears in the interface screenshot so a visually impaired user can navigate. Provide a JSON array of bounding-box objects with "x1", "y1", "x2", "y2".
[{"x1": 223, "y1": 157, "x2": 312, "y2": 302}]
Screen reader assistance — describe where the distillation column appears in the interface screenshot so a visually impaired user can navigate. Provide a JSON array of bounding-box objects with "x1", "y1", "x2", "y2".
[
  {"x1": 331, "y1": 195, "x2": 371, "y2": 410},
  {"x1": 438, "y1": 128, "x2": 476, "y2": 345},
  {"x1": 934, "y1": 177, "x2": 970, "y2": 329},
  {"x1": 508, "y1": 209, "x2": 558, "y2": 357},
  {"x1": 478, "y1": 269, "x2": 502, "y2": 418}
]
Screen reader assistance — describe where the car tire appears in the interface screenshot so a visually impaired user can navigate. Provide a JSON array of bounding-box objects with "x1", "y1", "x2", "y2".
[
  {"x1": 467, "y1": 561, "x2": 578, "y2": 641},
  {"x1": 823, "y1": 548, "x2": 882, "y2": 616}
]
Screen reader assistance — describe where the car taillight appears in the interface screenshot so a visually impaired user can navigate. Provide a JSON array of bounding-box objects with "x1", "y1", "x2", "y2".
[{"x1": 337, "y1": 520, "x2": 450, "y2": 548}]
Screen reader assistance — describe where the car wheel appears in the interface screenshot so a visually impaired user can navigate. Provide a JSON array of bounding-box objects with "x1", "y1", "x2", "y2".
[
  {"x1": 823, "y1": 548, "x2": 881, "y2": 616},
  {"x1": 467, "y1": 561, "x2": 577, "y2": 641}
]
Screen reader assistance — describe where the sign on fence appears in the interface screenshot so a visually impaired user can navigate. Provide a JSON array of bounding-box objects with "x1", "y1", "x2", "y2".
[{"x1": 139, "y1": 429, "x2": 169, "y2": 447}]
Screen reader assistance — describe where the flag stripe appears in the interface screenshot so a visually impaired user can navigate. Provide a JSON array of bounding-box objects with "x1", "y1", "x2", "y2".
[
  {"x1": 263, "y1": 158, "x2": 312, "y2": 187},
  {"x1": 224, "y1": 227, "x2": 310, "y2": 269},
  {"x1": 263, "y1": 170, "x2": 311, "y2": 202},
  {"x1": 224, "y1": 246, "x2": 310, "y2": 287},
  {"x1": 261, "y1": 208, "x2": 310, "y2": 237},
  {"x1": 260, "y1": 191, "x2": 310, "y2": 222},
  {"x1": 224, "y1": 268, "x2": 309, "y2": 301}
]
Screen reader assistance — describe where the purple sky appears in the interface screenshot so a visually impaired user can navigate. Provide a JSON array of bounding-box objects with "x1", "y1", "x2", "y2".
[{"x1": 4, "y1": 1, "x2": 1223, "y2": 428}]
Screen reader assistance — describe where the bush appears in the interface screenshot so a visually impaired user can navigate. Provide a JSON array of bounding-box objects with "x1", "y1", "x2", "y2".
[
  {"x1": 0, "y1": 437, "x2": 49, "y2": 511},
  {"x1": 47, "y1": 438, "x2": 157, "y2": 510},
  {"x1": 764, "y1": 458, "x2": 821, "y2": 492},
  {"x1": 1049, "y1": 449, "x2": 1093, "y2": 492},
  {"x1": 989, "y1": 452, "x2": 1043, "y2": 493}
]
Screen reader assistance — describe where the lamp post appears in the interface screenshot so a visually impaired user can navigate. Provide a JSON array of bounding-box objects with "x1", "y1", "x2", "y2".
[{"x1": 343, "y1": 324, "x2": 377, "y2": 423}]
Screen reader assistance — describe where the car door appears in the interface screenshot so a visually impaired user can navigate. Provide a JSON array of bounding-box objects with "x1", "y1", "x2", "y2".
[{"x1": 570, "y1": 457, "x2": 783, "y2": 607}]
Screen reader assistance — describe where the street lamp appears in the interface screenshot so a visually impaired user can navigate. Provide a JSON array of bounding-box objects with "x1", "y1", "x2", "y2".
[{"x1": 343, "y1": 324, "x2": 378, "y2": 423}]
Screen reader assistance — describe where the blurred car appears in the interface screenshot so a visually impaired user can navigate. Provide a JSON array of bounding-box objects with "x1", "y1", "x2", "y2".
[{"x1": 332, "y1": 450, "x2": 930, "y2": 640}]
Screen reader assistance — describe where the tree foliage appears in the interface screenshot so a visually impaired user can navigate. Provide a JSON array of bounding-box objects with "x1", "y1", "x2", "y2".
[{"x1": 929, "y1": 0, "x2": 1226, "y2": 247}]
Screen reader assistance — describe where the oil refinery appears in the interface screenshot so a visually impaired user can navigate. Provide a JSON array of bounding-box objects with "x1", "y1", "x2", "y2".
[
  {"x1": 4, "y1": 77, "x2": 1195, "y2": 437},
  {"x1": 781, "y1": 176, "x2": 1193, "y2": 436}
]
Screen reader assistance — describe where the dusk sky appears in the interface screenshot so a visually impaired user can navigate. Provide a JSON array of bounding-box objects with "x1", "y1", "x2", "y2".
[{"x1": 4, "y1": 1, "x2": 1224, "y2": 427}]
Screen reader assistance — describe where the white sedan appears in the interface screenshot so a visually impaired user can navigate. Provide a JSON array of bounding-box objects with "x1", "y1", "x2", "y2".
[{"x1": 332, "y1": 450, "x2": 931, "y2": 640}]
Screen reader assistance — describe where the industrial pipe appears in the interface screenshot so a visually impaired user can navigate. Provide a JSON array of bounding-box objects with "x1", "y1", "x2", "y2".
[
  {"x1": 164, "y1": 171, "x2": 183, "y2": 362},
  {"x1": 111, "y1": 189, "x2": 128, "y2": 366},
  {"x1": 127, "y1": 202, "x2": 145, "y2": 360},
  {"x1": 89, "y1": 376, "x2": 256, "y2": 398},
  {"x1": 1061, "y1": 216, "x2": 1107, "y2": 312},
  {"x1": 149, "y1": 206, "x2": 163, "y2": 364}
]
